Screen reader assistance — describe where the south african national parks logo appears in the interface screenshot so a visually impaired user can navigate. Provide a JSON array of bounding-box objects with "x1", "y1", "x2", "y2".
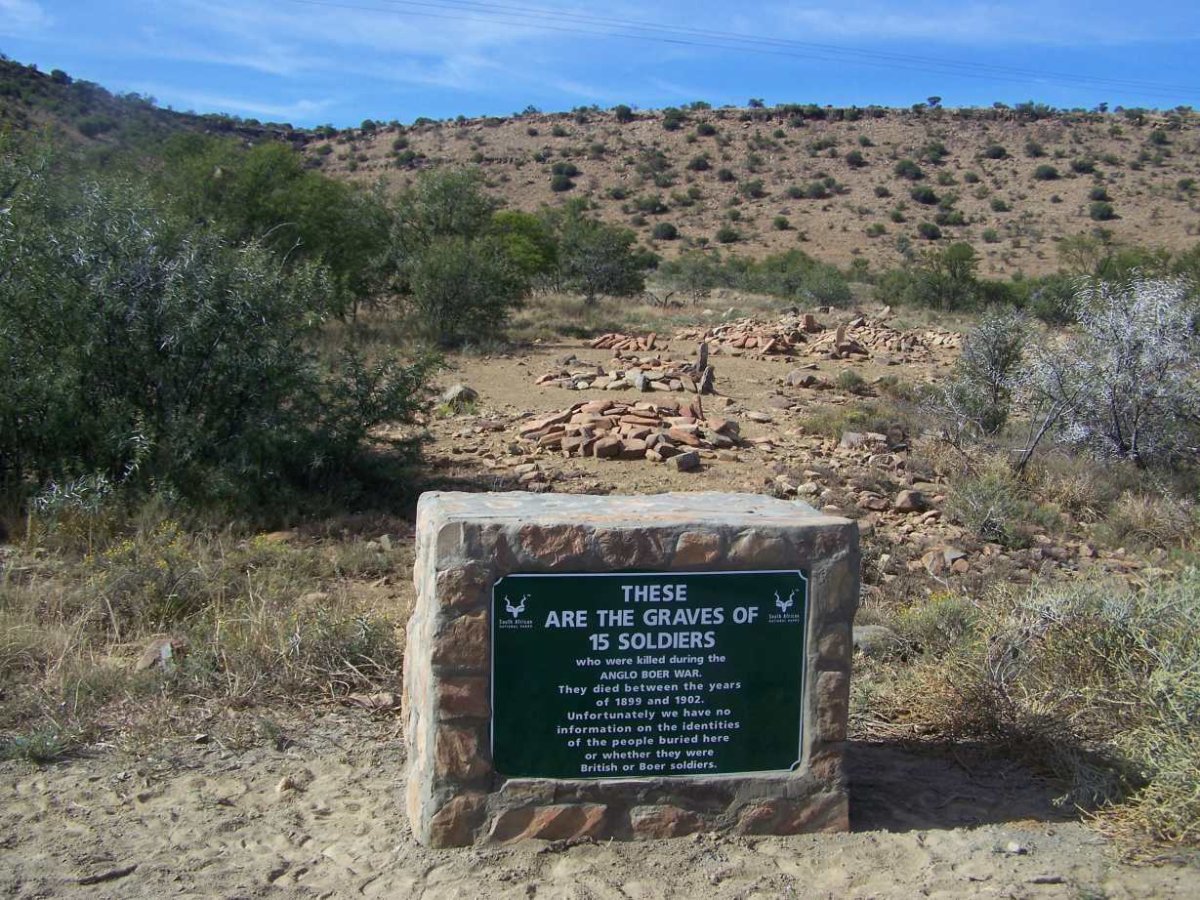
[
  {"x1": 768, "y1": 589, "x2": 803, "y2": 624},
  {"x1": 498, "y1": 594, "x2": 533, "y2": 630}
]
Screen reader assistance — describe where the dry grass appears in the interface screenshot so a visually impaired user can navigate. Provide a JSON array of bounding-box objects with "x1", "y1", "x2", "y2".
[
  {"x1": 0, "y1": 513, "x2": 408, "y2": 757},
  {"x1": 861, "y1": 570, "x2": 1200, "y2": 850}
]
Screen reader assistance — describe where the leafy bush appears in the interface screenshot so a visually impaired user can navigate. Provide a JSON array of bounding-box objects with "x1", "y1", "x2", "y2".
[
  {"x1": 407, "y1": 236, "x2": 526, "y2": 343},
  {"x1": 552, "y1": 205, "x2": 646, "y2": 303},
  {"x1": 917, "y1": 222, "x2": 942, "y2": 239},
  {"x1": 0, "y1": 150, "x2": 428, "y2": 510},
  {"x1": 910, "y1": 185, "x2": 939, "y2": 205},
  {"x1": 894, "y1": 158, "x2": 924, "y2": 180},
  {"x1": 929, "y1": 309, "x2": 1029, "y2": 440},
  {"x1": 881, "y1": 571, "x2": 1200, "y2": 845},
  {"x1": 982, "y1": 144, "x2": 1008, "y2": 159},
  {"x1": 716, "y1": 168, "x2": 735, "y2": 183},
  {"x1": 651, "y1": 222, "x2": 678, "y2": 240},
  {"x1": 550, "y1": 173, "x2": 575, "y2": 192},
  {"x1": 1033, "y1": 164, "x2": 1060, "y2": 180},
  {"x1": 1024, "y1": 277, "x2": 1200, "y2": 467},
  {"x1": 715, "y1": 226, "x2": 740, "y2": 244},
  {"x1": 945, "y1": 468, "x2": 1033, "y2": 546},
  {"x1": 658, "y1": 249, "x2": 850, "y2": 307},
  {"x1": 844, "y1": 149, "x2": 867, "y2": 168},
  {"x1": 1089, "y1": 200, "x2": 1116, "y2": 220}
]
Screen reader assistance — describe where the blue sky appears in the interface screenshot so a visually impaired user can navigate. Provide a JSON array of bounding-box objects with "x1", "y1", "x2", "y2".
[{"x1": 2, "y1": 0, "x2": 1197, "y2": 127}]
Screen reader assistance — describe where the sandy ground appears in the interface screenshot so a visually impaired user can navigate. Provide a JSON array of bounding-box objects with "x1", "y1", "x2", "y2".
[{"x1": 1, "y1": 714, "x2": 1195, "y2": 899}]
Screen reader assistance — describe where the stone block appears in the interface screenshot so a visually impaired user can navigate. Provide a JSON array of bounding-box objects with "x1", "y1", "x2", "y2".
[
  {"x1": 405, "y1": 492, "x2": 859, "y2": 847},
  {"x1": 816, "y1": 671, "x2": 850, "y2": 743},
  {"x1": 488, "y1": 804, "x2": 610, "y2": 843},
  {"x1": 430, "y1": 612, "x2": 489, "y2": 673},
  {"x1": 435, "y1": 676, "x2": 489, "y2": 720},
  {"x1": 673, "y1": 530, "x2": 724, "y2": 568},
  {"x1": 434, "y1": 723, "x2": 489, "y2": 782},
  {"x1": 630, "y1": 805, "x2": 704, "y2": 839}
]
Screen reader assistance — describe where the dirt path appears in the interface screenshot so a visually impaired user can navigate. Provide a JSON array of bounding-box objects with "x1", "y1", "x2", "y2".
[{"x1": 2, "y1": 715, "x2": 1193, "y2": 899}]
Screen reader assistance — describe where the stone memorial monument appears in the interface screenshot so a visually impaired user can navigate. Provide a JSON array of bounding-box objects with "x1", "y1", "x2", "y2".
[{"x1": 404, "y1": 492, "x2": 859, "y2": 846}]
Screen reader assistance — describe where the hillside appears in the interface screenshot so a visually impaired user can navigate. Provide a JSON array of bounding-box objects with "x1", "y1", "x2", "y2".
[
  {"x1": 0, "y1": 56, "x2": 307, "y2": 151},
  {"x1": 316, "y1": 105, "x2": 1200, "y2": 278},
  {"x1": 2, "y1": 53, "x2": 1197, "y2": 280}
]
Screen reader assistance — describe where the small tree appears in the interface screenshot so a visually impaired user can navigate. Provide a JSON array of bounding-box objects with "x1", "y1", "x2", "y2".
[
  {"x1": 407, "y1": 237, "x2": 525, "y2": 344},
  {"x1": 553, "y1": 207, "x2": 645, "y2": 304},
  {"x1": 930, "y1": 310, "x2": 1030, "y2": 442}
]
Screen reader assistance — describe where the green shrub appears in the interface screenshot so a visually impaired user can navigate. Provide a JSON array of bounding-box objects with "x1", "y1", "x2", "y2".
[
  {"x1": 884, "y1": 571, "x2": 1200, "y2": 845},
  {"x1": 910, "y1": 185, "x2": 939, "y2": 205},
  {"x1": 695, "y1": 122, "x2": 717, "y2": 137},
  {"x1": 715, "y1": 226, "x2": 740, "y2": 243},
  {"x1": 550, "y1": 161, "x2": 579, "y2": 177},
  {"x1": 982, "y1": 228, "x2": 1000, "y2": 243},
  {"x1": 894, "y1": 158, "x2": 923, "y2": 180},
  {"x1": 982, "y1": 144, "x2": 1008, "y2": 159},
  {"x1": 1024, "y1": 139, "x2": 1046, "y2": 157},
  {"x1": 0, "y1": 151, "x2": 429, "y2": 510},
  {"x1": 550, "y1": 173, "x2": 575, "y2": 192},
  {"x1": 651, "y1": 222, "x2": 678, "y2": 240},
  {"x1": 716, "y1": 168, "x2": 735, "y2": 182},
  {"x1": 1033, "y1": 164, "x2": 1060, "y2": 180},
  {"x1": 873, "y1": 185, "x2": 891, "y2": 198},
  {"x1": 772, "y1": 215, "x2": 790, "y2": 231},
  {"x1": 917, "y1": 222, "x2": 942, "y2": 240},
  {"x1": 1089, "y1": 200, "x2": 1116, "y2": 220},
  {"x1": 990, "y1": 197, "x2": 1010, "y2": 212},
  {"x1": 740, "y1": 179, "x2": 767, "y2": 199},
  {"x1": 946, "y1": 469, "x2": 1032, "y2": 546},
  {"x1": 407, "y1": 236, "x2": 526, "y2": 343},
  {"x1": 845, "y1": 149, "x2": 867, "y2": 168}
]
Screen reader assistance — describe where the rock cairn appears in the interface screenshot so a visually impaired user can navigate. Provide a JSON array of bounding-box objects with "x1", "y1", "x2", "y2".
[
  {"x1": 676, "y1": 314, "x2": 960, "y2": 361},
  {"x1": 588, "y1": 332, "x2": 665, "y2": 352},
  {"x1": 534, "y1": 347, "x2": 716, "y2": 395},
  {"x1": 517, "y1": 397, "x2": 740, "y2": 470}
]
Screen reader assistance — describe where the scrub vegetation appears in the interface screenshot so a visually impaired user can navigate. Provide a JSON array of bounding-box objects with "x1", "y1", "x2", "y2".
[{"x1": 1, "y1": 54, "x2": 1199, "y2": 856}]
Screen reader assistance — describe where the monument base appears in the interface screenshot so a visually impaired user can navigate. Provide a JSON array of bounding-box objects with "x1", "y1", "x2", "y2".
[{"x1": 404, "y1": 492, "x2": 859, "y2": 846}]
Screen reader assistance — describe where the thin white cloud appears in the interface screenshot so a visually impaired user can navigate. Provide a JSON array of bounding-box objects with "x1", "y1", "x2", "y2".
[
  {"x1": 0, "y1": 0, "x2": 51, "y2": 34},
  {"x1": 771, "y1": 2, "x2": 1196, "y2": 46}
]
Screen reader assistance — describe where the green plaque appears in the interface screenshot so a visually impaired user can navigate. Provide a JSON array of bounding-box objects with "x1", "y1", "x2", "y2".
[{"x1": 491, "y1": 569, "x2": 808, "y2": 779}]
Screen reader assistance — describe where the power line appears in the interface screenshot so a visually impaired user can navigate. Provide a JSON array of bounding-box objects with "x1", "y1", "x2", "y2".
[
  {"x1": 280, "y1": 0, "x2": 1199, "y2": 100},
  {"x1": 390, "y1": 0, "x2": 1200, "y2": 96}
]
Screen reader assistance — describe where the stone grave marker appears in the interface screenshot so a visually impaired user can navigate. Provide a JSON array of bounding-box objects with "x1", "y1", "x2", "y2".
[{"x1": 404, "y1": 492, "x2": 859, "y2": 846}]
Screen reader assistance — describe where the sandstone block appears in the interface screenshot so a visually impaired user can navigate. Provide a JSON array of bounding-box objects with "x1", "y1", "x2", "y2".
[
  {"x1": 673, "y1": 530, "x2": 724, "y2": 567},
  {"x1": 488, "y1": 804, "x2": 609, "y2": 843},
  {"x1": 434, "y1": 723, "x2": 489, "y2": 782},
  {"x1": 729, "y1": 530, "x2": 791, "y2": 567},
  {"x1": 816, "y1": 671, "x2": 850, "y2": 743},
  {"x1": 427, "y1": 792, "x2": 488, "y2": 848},
  {"x1": 436, "y1": 676, "x2": 490, "y2": 720},
  {"x1": 431, "y1": 612, "x2": 489, "y2": 673},
  {"x1": 630, "y1": 805, "x2": 704, "y2": 839}
]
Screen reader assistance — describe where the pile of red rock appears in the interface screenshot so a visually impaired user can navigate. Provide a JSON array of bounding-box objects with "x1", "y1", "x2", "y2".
[
  {"x1": 588, "y1": 332, "x2": 666, "y2": 352},
  {"x1": 517, "y1": 397, "x2": 740, "y2": 470},
  {"x1": 803, "y1": 317, "x2": 961, "y2": 360},
  {"x1": 677, "y1": 313, "x2": 961, "y2": 362},
  {"x1": 675, "y1": 314, "x2": 822, "y2": 356},
  {"x1": 533, "y1": 350, "x2": 715, "y2": 394}
]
